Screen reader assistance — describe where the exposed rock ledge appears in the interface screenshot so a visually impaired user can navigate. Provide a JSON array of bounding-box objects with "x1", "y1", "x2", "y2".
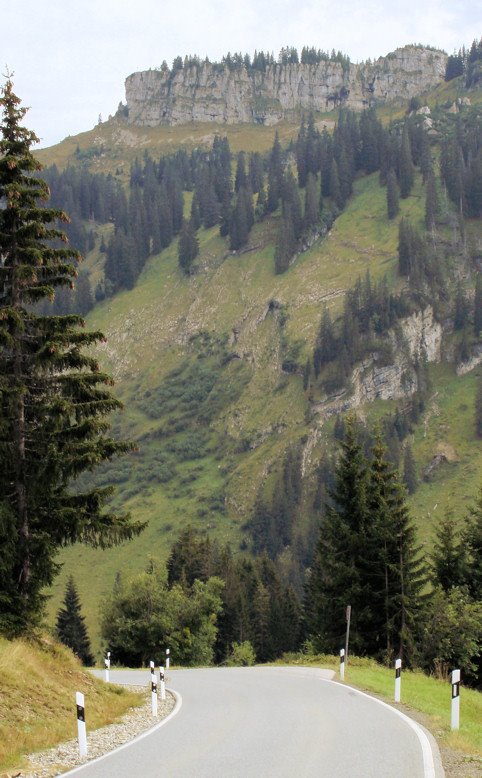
[{"x1": 125, "y1": 46, "x2": 447, "y2": 127}]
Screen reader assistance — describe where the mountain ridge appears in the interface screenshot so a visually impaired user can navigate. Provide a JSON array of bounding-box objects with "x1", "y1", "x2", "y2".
[{"x1": 125, "y1": 45, "x2": 447, "y2": 127}]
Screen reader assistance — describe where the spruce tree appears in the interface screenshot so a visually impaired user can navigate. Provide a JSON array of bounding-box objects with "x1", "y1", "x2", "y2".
[
  {"x1": 402, "y1": 444, "x2": 418, "y2": 495},
  {"x1": 386, "y1": 168, "x2": 400, "y2": 220},
  {"x1": 365, "y1": 437, "x2": 425, "y2": 661},
  {"x1": 56, "y1": 576, "x2": 94, "y2": 665},
  {"x1": 0, "y1": 79, "x2": 145, "y2": 635},
  {"x1": 476, "y1": 373, "x2": 482, "y2": 439},
  {"x1": 398, "y1": 122, "x2": 415, "y2": 199},
  {"x1": 304, "y1": 172, "x2": 319, "y2": 231},
  {"x1": 178, "y1": 220, "x2": 199, "y2": 274},
  {"x1": 431, "y1": 515, "x2": 466, "y2": 592},
  {"x1": 424, "y1": 171, "x2": 439, "y2": 231},
  {"x1": 307, "y1": 415, "x2": 369, "y2": 654}
]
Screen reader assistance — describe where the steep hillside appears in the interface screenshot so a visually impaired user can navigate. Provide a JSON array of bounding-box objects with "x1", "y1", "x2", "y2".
[{"x1": 33, "y1": 70, "x2": 481, "y2": 651}]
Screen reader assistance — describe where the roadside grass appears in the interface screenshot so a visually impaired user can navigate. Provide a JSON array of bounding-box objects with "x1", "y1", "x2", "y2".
[
  {"x1": 274, "y1": 654, "x2": 482, "y2": 757},
  {"x1": 0, "y1": 635, "x2": 144, "y2": 773}
]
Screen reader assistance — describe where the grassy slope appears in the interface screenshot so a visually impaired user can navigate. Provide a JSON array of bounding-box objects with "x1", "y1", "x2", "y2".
[
  {"x1": 0, "y1": 636, "x2": 143, "y2": 773},
  {"x1": 35, "y1": 98, "x2": 482, "y2": 652}
]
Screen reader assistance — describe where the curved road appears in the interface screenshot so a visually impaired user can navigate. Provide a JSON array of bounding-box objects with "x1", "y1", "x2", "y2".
[{"x1": 66, "y1": 666, "x2": 443, "y2": 778}]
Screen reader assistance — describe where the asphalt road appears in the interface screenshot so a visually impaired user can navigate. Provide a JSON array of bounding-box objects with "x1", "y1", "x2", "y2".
[{"x1": 65, "y1": 666, "x2": 443, "y2": 778}]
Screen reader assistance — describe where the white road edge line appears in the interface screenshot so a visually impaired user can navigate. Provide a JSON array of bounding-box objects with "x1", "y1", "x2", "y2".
[
  {"x1": 320, "y1": 678, "x2": 438, "y2": 778},
  {"x1": 61, "y1": 688, "x2": 183, "y2": 776}
]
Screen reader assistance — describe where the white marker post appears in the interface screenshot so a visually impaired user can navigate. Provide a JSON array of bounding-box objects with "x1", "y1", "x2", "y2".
[
  {"x1": 339, "y1": 648, "x2": 345, "y2": 681},
  {"x1": 104, "y1": 651, "x2": 111, "y2": 682},
  {"x1": 76, "y1": 691, "x2": 88, "y2": 757},
  {"x1": 345, "y1": 605, "x2": 351, "y2": 666},
  {"x1": 151, "y1": 673, "x2": 158, "y2": 717},
  {"x1": 159, "y1": 665, "x2": 166, "y2": 701},
  {"x1": 394, "y1": 658, "x2": 402, "y2": 703},
  {"x1": 166, "y1": 648, "x2": 170, "y2": 670},
  {"x1": 149, "y1": 660, "x2": 155, "y2": 676},
  {"x1": 451, "y1": 669, "x2": 460, "y2": 730}
]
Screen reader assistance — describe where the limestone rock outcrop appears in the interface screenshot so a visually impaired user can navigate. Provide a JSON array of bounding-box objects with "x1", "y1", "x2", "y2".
[{"x1": 125, "y1": 46, "x2": 447, "y2": 127}]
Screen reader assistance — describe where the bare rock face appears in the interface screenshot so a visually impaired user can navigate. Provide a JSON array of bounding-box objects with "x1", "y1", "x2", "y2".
[{"x1": 125, "y1": 46, "x2": 447, "y2": 127}]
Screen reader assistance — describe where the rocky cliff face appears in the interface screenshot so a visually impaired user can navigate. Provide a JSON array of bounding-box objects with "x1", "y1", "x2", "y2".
[
  {"x1": 125, "y1": 46, "x2": 447, "y2": 127},
  {"x1": 315, "y1": 306, "x2": 443, "y2": 420}
]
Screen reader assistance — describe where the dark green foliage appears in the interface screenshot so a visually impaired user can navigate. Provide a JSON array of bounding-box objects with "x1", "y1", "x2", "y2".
[
  {"x1": 386, "y1": 168, "x2": 399, "y2": 220},
  {"x1": 402, "y1": 444, "x2": 418, "y2": 494},
  {"x1": 307, "y1": 418, "x2": 425, "y2": 662},
  {"x1": 167, "y1": 531, "x2": 302, "y2": 663},
  {"x1": 0, "y1": 80, "x2": 145, "y2": 635},
  {"x1": 304, "y1": 172, "x2": 319, "y2": 230},
  {"x1": 56, "y1": 576, "x2": 94, "y2": 666},
  {"x1": 229, "y1": 186, "x2": 254, "y2": 250},
  {"x1": 178, "y1": 220, "x2": 199, "y2": 274},
  {"x1": 431, "y1": 515, "x2": 467, "y2": 592},
  {"x1": 266, "y1": 132, "x2": 283, "y2": 213},
  {"x1": 274, "y1": 209, "x2": 296, "y2": 274},
  {"x1": 445, "y1": 53, "x2": 464, "y2": 81},
  {"x1": 74, "y1": 273, "x2": 94, "y2": 315},
  {"x1": 101, "y1": 559, "x2": 224, "y2": 666},
  {"x1": 398, "y1": 122, "x2": 415, "y2": 198},
  {"x1": 424, "y1": 171, "x2": 439, "y2": 230}
]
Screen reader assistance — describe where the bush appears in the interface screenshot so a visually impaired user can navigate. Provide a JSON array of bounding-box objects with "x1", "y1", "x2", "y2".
[{"x1": 226, "y1": 641, "x2": 256, "y2": 666}]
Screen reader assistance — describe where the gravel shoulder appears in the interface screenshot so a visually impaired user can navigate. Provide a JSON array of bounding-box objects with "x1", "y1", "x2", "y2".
[{"x1": 17, "y1": 686, "x2": 176, "y2": 778}]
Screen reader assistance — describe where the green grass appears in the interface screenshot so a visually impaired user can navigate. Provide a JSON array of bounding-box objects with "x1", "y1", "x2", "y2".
[{"x1": 274, "y1": 654, "x2": 482, "y2": 757}]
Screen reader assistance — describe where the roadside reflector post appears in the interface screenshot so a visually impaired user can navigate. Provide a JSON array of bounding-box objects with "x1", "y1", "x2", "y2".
[
  {"x1": 166, "y1": 648, "x2": 170, "y2": 670},
  {"x1": 345, "y1": 605, "x2": 351, "y2": 666},
  {"x1": 451, "y1": 669, "x2": 460, "y2": 730},
  {"x1": 76, "y1": 691, "x2": 87, "y2": 757},
  {"x1": 339, "y1": 648, "x2": 345, "y2": 681},
  {"x1": 159, "y1": 665, "x2": 166, "y2": 701},
  {"x1": 395, "y1": 659, "x2": 402, "y2": 703},
  {"x1": 104, "y1": 651, "x2": 111, "y2": 682},
  {"x1": 151, "y1": 672, "x2": 158, "y2": 717},
  {"x1": 149, "y1": 660, "x2": 155, "y2": 676}
]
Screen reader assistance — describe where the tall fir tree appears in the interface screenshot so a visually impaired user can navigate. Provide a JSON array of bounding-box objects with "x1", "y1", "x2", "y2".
[
  {"x1": 56, "y1": 576, "x2": 94, "y2": 665},
  {"x1": 474, "y1": 273, "x2": 482, "y2": 337},
  {"x1": 0, "y1": 79, "x2": 145, "y2": 635},
  {"x1": 398, "y1": 122, "x2": 415, "y2": 199},
  {"x1": 178, "y1": 219, "x2": 199, "y2": 274},
  {"x1": 386, "y1": 168, "x2": 400, "y2": 220}
]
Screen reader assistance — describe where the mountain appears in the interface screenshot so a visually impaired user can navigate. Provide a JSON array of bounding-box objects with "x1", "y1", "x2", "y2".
[
  {"x1": 125, "y1": 45, "x2": 447, "y2": 126},
  {"x1": 34, "y1": 50, "x2": 482, "y2": 650}
]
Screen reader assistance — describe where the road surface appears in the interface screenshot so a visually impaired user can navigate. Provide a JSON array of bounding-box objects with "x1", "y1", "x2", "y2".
[{"x1": 65, "y1": 666, "x2": 443, "y2": 777}]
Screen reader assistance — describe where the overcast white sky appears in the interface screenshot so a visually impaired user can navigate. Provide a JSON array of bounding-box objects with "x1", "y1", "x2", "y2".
[{"x1": 3, "y1": 0, "x2": 480, "y2": 148}]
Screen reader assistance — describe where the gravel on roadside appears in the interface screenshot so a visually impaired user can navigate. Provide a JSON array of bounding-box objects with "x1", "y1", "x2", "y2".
[{"x1": 17, "y1": 686, "x2": 176, "y2": 778}]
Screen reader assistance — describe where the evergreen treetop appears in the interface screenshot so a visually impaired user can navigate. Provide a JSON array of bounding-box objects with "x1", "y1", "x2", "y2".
[{"x1": 0, "y1": 79, "x2": 145, "y2": 635}]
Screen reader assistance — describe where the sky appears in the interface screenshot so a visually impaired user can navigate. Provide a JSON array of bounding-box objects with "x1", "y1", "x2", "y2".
[{"x1": 3, "y1": 0, "x2": 480, "y2": 148}]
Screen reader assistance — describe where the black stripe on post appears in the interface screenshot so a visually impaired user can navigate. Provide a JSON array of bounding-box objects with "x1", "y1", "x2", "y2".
[
  {"x1": 396, "y1": 667, "x2": 401, "y2": 679},
  {"x1": 77, "y1": 704, "x2": 85, "y2": 722},
  {"x1": 151, "y1": 680, "x2": 157, "y2": 693},
  {"x1": 340, "y1": 655, "x2": 345, "y2": 664},
  {"x1": 452, "y1": 682, "x2": 460, "y2": 699}
]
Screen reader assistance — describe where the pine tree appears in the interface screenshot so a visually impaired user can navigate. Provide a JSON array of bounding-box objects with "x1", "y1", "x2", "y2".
[
  {"x1": 178, "y1": 220, "x2": 199, "y2": 274},
  {"x1": 274, "y1": 208, "x2": 295, "y2": 274},
  {"x1": 424, "y1": 171, "x2": 439, "y2": 231},
  {"x1": 402, "y1": 444, "x2": 418, "y2": 495},
  {"x1": 304, "y1": 172, "x2": 319, "y2": 231},
  {"x1": 365, "y1": 436, "x2": 425, "y2": 661},
  {"x1": 307, "y1": 415, "x2": 368, "y2": 654},
  {"x1": 398, "y1": 122, "x2": 415, "y2": 199},
  {"x1": 431, "y1": 515, "x2": 466, "y2": 592},
  {"x1": 386, "y1": 168, "x2": 400, "y2": 220},
  {"x1": 56, "y1": 576, "x2": 94, "y2": 665},
  {"x1": 0, "y1": 79, "x2": 145, "y2": 635}
]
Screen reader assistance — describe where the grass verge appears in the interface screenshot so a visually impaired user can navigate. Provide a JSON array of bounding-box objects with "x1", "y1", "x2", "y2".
[{"x1": 0, "y1": 635, "x2": 144, "y2": 773}]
